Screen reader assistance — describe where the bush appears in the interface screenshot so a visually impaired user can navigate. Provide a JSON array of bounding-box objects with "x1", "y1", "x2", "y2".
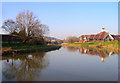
[{"x1": 64, "y1": 36, "x2": 79, "y2": 43}]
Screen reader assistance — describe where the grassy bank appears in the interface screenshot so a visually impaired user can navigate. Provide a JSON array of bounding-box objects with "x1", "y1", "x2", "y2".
[
  {"x1": 2, "y1": 43, "x2": 61, "y2": 56},
  {"x1": 62, "y1": 41, "x2": 120, "y2": 53}
]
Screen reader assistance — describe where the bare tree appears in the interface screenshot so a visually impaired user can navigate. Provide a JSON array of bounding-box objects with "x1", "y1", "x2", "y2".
[
  {"x1": 2, "y1": 10, "x2": 49, "y2": 43},
  {"x1": 33, "y1": 24, "x2": 49, "y2": 37},
  {"x1": 16, "y1": 10, "x2": 49, "y2": 43},
  {"x1": 2, "y1": 19, "x2": 17, "y2": 34},
  {"x1": 65, "y1": 36, "x2": 79, "y2": 43}
]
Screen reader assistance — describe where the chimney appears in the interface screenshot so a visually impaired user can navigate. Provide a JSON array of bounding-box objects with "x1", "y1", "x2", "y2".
[{"x1": 101, "y1": 28, "x2": 106, "y2": 32}]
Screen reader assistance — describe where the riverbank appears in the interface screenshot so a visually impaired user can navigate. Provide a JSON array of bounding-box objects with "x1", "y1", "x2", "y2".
[
  {"x1": 2, "y1": 43, "x2": 61, "y2": 56},
  {"x1": 62, "y1": 41, "x2": 120, "y2": 53}
]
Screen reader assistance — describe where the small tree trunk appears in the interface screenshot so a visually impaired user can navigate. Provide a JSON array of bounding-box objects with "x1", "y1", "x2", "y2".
[{"x1": 22, "y1": 39, "x2": 27, "y2": 43}]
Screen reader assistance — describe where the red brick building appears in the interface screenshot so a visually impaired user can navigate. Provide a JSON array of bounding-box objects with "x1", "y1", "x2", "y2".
[{"x1": 79, "y1": 28, "x2": 120, "y2": 42}]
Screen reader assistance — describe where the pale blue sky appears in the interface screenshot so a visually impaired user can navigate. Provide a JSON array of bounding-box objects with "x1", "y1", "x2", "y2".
[{"x1": 1, "y1": 2, "x2": 118, "y2": 40}]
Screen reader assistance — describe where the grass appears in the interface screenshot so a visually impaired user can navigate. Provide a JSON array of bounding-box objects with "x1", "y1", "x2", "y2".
[
  {"x1": 69, "y1": 41, "x2": 119, "y2": 45},
  {"x1": 62, "y1": 41, "x2": 120, "y2": 53},
  {"x1": 2, "y1": 43, "x2": 51, "y2": 49},
  {"x1": 2, "y1": 43, "x2": 61, "y2": 55},
  {"x1": 2, "y1": 43, "x2": 37, "y2": 47}
]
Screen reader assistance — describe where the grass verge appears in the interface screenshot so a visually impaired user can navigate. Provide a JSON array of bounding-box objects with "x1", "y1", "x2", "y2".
[
  {"x1": 62, "y1": 41, "x2": 120, "y2": 53},
  {"x1": 2, "y1": 43, "x2": 61, "y2": 56}
]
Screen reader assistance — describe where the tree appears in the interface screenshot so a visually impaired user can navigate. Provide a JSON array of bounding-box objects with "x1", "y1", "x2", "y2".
[
  {"x1": 16, "y1": 11, "x2": 39, "y2": 43},
  {"x1": 33, "y1": 24, "x2": 49, "y2": 37},
  {"x1": 65, "y1": 36, "x2": 79, "y2": 43},
  {"x1": 2, "y1": 10, "x2": 49, "y2": 43},
  {"x1": 2, "y1": 19, "x2": 17, "y2": 34},
  {"x1": 15, "y1": 10, "x2": 49, "y2": 43}
]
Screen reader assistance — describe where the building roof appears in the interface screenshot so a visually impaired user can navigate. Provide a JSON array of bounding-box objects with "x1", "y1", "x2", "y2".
[
  {"x1": 89, "y1": 35, "x2": 95, "y2": 39},
  {"x1": 111, "y1": 34, "x2": 120, "y2": 40},
  {"x1": 97, "y1": 32, "x2": 108, "y2": 39},
  {"x1": 80, "y1": 31, "x2": 109, "y2": 40}
]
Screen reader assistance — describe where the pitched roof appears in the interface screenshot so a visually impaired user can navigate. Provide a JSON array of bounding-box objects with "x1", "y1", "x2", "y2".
[
  {"x1": 111, "y1": 34, "x2": 120, "y2": 40},
  {"x1": 89, "y1": 35, "x2": 95, "y2": 39},
  {"x1": 97, "y1": 32, "x2": 108, "y2": 39},
  {"x1": 80, "y1": 31, "x2": 109, "y2": 40},
  {"x1": 94, "y1": 34, "x2": 99, "y2": 39}
]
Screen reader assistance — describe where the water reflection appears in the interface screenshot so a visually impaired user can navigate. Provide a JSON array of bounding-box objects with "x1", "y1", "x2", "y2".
[
  {"x1": 2, "y1": 47, "x2": 118, "y2": 81},
  {"x1": 2, "y1": 52, "x2": 49, "y2": 81},
  {"x1": 66, "y1": 47, "x2": 78, "y2": 52},
  {"x1": 66, "y1": 47, "x2": 114, "y2": 62}
]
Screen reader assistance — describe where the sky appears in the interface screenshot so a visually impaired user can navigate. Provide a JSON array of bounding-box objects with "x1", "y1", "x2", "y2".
[{"x1": 1, "y1": 2, "x2": 118, "y2": 40}]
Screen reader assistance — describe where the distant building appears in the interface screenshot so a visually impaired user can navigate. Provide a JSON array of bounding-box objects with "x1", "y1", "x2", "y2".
[
  {"x1": 44, "y1": 36, "x2": 63, "y2": 44},
  {"x1": 1, "y1": 34, "x2": 21, "y2": 43},
  {"x1": 79, "y1": 28, "x2": 120, "y2": 42}
]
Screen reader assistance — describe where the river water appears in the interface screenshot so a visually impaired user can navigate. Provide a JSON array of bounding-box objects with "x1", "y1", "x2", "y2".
[{"x1": 2, "y1": 47, "x2": 118, "y2": 81}]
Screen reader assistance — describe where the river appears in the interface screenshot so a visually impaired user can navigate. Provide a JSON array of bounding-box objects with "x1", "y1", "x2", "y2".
[{"x1": 2, "y1": 47, "x2": 118, "y2": 81}]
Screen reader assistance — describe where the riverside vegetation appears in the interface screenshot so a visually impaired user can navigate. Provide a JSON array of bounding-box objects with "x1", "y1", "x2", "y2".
[
  {"x1": 62, "y1": 41, "x2": 120, "y2": 54},
  {"x1": 2, "y1": 43, "x2": 61, "y2": 56},
  {"x1": 1, "y1": 10, "x2": 62, "y2": 56}
]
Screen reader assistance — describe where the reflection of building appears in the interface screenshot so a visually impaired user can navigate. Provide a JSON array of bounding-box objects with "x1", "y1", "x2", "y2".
[
  {"x1": 101, "y1": 57, "x2": 105, "y2": 62},
  {"x1": 79, "y1": 28, "x2": 120, "y2": 42},
  {"x1": 79, "y1": 48, "x2": 113, "y2": 62}
]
